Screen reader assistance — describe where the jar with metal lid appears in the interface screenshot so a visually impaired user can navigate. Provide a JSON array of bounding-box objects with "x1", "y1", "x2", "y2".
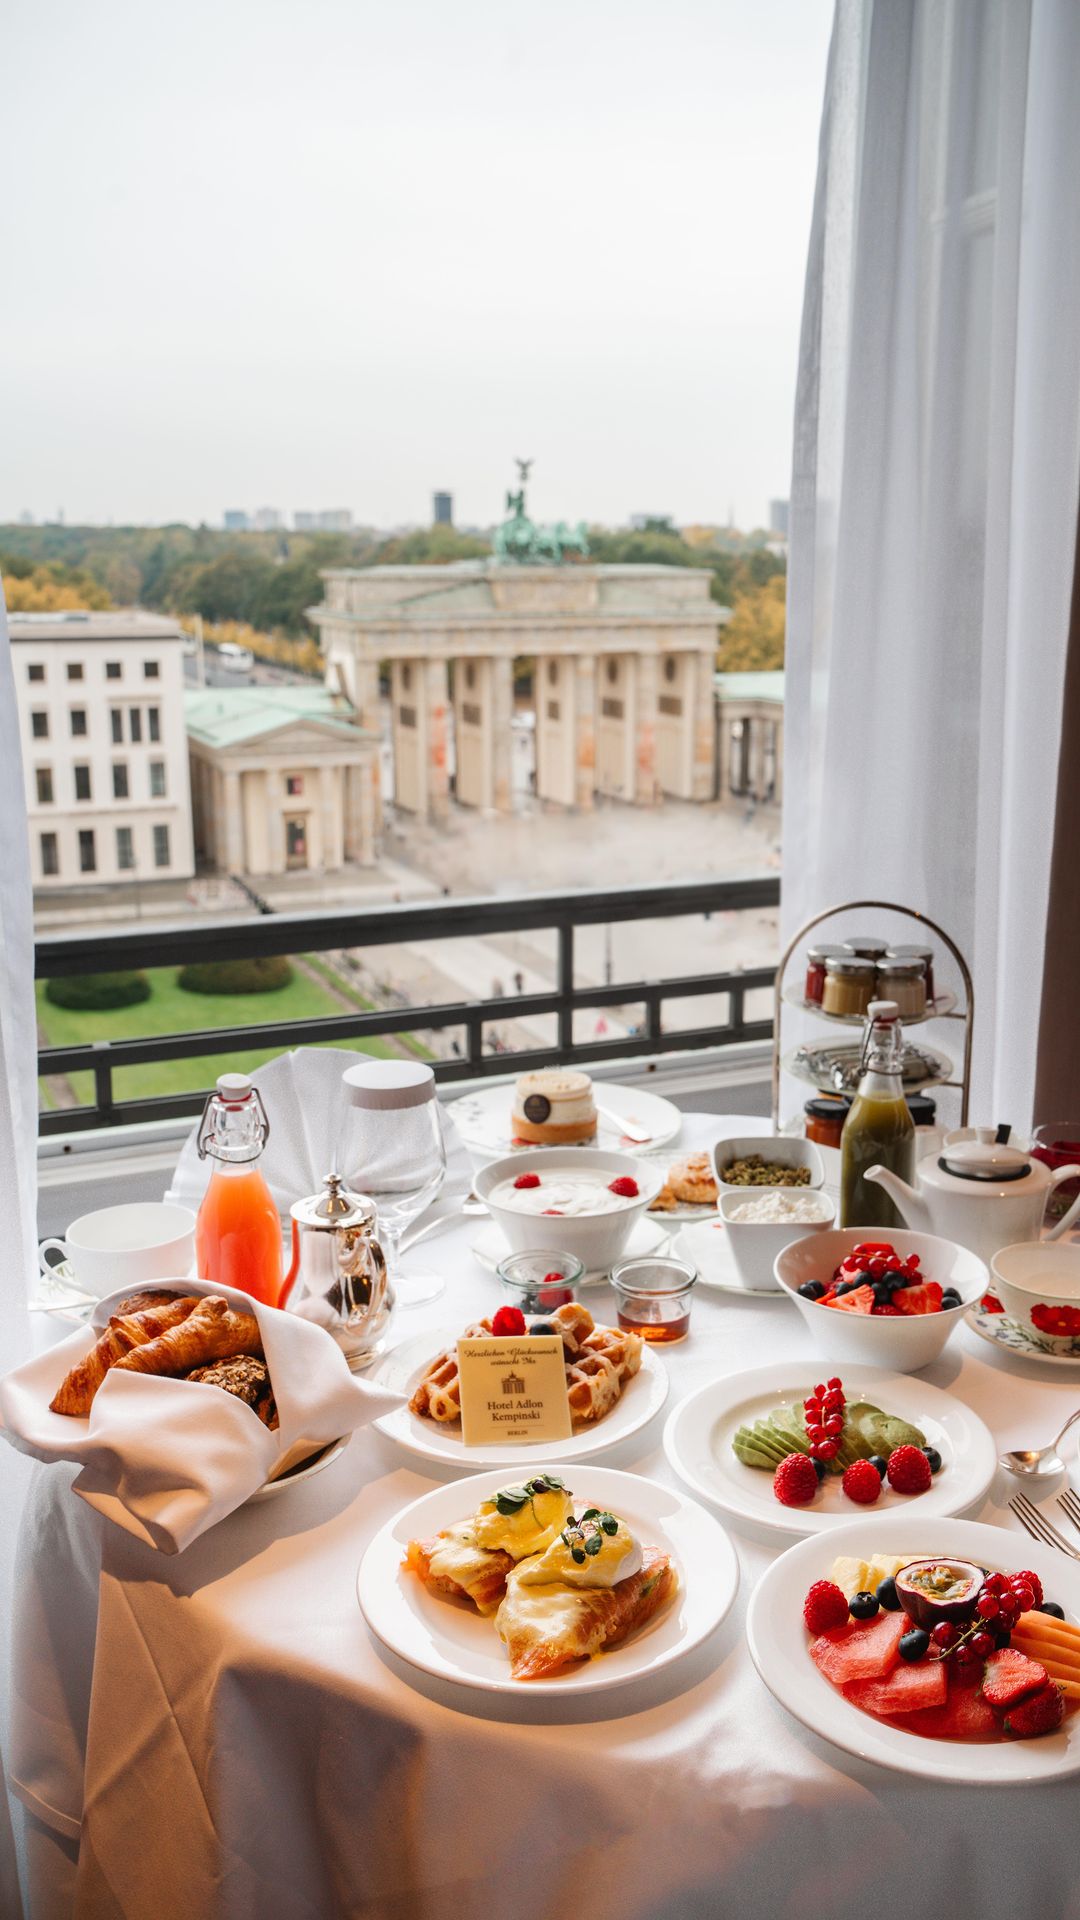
[
  {"x1": 876, "y1": 957, "x2": 927, "y2": 1019},
  {"x1": 886, "y1": 943, "x2": 936, "y2": 1004},
  {"x1": 822, "y1": 956, "x2": 877, "y2": 1017},
  {"x1": 278, "y1": 1172, "x2": 392, "y2": 1369},
  {"x1": 842, "y1": 934, "x2": 891, "y2": 962},
  {"x1": 804, "y1": 1096, "x2": 851, "y2": 1149},
  {"x1": 804, "y1": 943, "x2": 846, "y2": 1006},
  {"x1": 905, "y1": 1092, "x2": 937, "y2": 1127}
]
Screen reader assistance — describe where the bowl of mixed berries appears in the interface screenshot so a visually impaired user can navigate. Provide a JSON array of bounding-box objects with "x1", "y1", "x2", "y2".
[{"x1": 774, "y1": 1228, "x2": 988, "y2": 1371}]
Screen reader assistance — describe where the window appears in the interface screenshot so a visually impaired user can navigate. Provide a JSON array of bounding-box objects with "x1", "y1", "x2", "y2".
[
  {"x1": 143, "y1": 660, "x2": 160, "y2": 679},
  {"x1": 110, "y1": 709, "x2": 123, "y2": 744},
  {"x1": 285, "y1": 774, "x2": 304, "y2": 796},
  {"x1": 67, "y1": 662, "x2": 84, "y2": 681},
  {"x1": 116, "y1": 826, "x2": 134, "y2": 871},
  {"x1": 149, "y1": 761, "x2": 166, "y2": 798},
  {"x1": 70, "y1": 708, "x2": 88, "y2": 737},
  {"x1": 112, "y1": 763, "x2": 129, "y2": 800},
  {"x1": 40, "y1": 832, "x2": 59, "y2": 877},
  {"x1": 31, "y1": 711, "x2": 48, "y2": 739},
  {"x1": 35, "y1": 767, "x2": 53, "y2": 804},
  {"x1": 148, "y1": 707, "x2": 160, "y2": 742},
  {"x1": 74, "y1": 764, "x2": 92, "y2": 802},
  {"x1": 130, "y1": 709, "x2": 142, "y2": 743},
  {"x1": 106, "y1": 661, "x2": 122, "y2": 680},
  {"x1": 78, "y1": 830, "x2": 96, "y2": 874},
  {"x1": 153, "y1": 824, "x2": 170, "y2": 869},
  {"x1": 27, "y1": 663, "x2": 45, "y2": 683}
]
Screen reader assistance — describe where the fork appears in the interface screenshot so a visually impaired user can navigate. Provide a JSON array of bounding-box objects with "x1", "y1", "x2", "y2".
[
  {"x1": 1057, "y1": 1487, "x2": 1080, "y2": 1541},
  {"x1": 1009, "y1": 1491, "x2": 1080, "y2": 1559}
]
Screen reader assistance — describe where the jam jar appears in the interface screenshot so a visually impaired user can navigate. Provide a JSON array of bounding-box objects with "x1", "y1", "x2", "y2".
[
  {"x1": 876, "y1": 957, "x2": 927, "y2": 1019},
  {"x1": 822, "y1": 956, "x2": 876, "y2": 1017},
  {"x1": 804, "y1": 1096, "x2": 851, "y2": 1149},
  {"x1": 804, "y1": 943, "x2": 846, "y2": 1006},
  {"x1": 842, "y1": 934, "x2": 891, "y2": 962},
  {"x1": 887, "y1": 943, "x2": 936, "y2": 1005}
]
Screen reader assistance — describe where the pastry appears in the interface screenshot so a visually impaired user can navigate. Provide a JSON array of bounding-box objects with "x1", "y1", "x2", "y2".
[
  {"x1": 114, "y1": 1289, "x2": 184, "y2": 1316},
  {"x1": 113, "y1": 1295, "x2": 262, "y2": 1381},
  {"x1": 496, "y1": 1534, "x2": 676, "y2": 1680},
  {"x1": 648, "y1": 1153, "x2": 718, "y2": 1211},
  {"x1": 187, "y1": 1353, "x2": 278, "y2": 1429},
  {"x1": 511, "y1": 1069, "x2": 597, "y2": 1146},
  {"x1": 406, "y1": 1473, "x2": 572, "y2": 1616},
  {"x1": 50, "y1": 1294, "x2": 200, "y2": 1416},
  {"x1": 408, "y1": 1303, "x2": 642, "y2": 1428}
]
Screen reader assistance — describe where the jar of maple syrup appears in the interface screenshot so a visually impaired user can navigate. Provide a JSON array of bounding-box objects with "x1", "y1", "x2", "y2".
[{"x1": 610, "y1": 1254, "x2": 697, "y2": 1343}]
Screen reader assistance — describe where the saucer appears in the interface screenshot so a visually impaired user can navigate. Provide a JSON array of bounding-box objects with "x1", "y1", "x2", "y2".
[{"x1": 967, "y1": 1300, "x2": 1080, "y2": 1366}]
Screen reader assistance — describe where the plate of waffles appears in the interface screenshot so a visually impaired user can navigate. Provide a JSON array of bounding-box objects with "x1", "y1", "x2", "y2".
[{"x1": 372, "y1": 1302, "x2": 669, "y2": 1467}]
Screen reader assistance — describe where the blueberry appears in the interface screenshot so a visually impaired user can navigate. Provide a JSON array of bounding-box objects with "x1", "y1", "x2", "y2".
[
  {"x1": 922, "y1": 1446, "x2": 942, "y2": 1474},
  {"x1": 811, "y1": 1456, "x2": 827, "y2": 1482},
  {"x1": 867, "y1": 1454, "x2": 888, "y2": 1479},
  {"x1": 899, "y1": 1627, "x2": 930, "y2": 1662},
  {"x1": 941, "y1": 1289, "x2": 961, "y2": 1309},
  {"x1": 834, "y1": 1278, "x2": 861, "y2": 1297},
  {"x1": 849, "y1": 1590, "x2": 880, "y2": 1620},
  {"x1": 876, "y1": 1575, "x2": 901, "y2": 1611},
  {"x1": 872, "y1": 1285, "x2": 891, "y2": 1308},
  {"x1": 798, "y1": 1280, "x2": 825, "y2": 1301},
  {"x1": 529, "y1": 1321, "x2": 558, "y2": 1336},
  {"x1": 1039, "y1": 1601, "x2": 1066, "y2": 1620}
]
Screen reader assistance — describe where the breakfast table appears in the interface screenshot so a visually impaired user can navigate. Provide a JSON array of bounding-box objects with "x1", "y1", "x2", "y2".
[{"x1": 10, "y1": 1113, "x2": 1080, "y2": 1920}]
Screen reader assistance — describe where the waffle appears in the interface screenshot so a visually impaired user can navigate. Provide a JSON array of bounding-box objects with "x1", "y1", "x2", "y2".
[{"x1": 408, "y1": 1303, "x2": 642, "y2": 1428}]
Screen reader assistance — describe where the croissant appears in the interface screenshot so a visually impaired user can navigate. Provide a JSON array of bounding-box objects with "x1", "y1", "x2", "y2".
[
  {"x1": 112, "y1": 1295, "x2": 262, "y2": 1381},
  {"x1": 50, "y1": 1295, "x2": 200, "y2": 1417}
]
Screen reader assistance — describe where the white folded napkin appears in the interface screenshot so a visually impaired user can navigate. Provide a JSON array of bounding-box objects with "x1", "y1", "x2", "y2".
[{"x1": 0, "y1": 1278, "x2": 402, "y2": 1554}]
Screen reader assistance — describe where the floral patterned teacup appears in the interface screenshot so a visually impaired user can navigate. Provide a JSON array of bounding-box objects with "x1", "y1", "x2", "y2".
[{"x1": 991, "y1": 1243, "x2": 1080, "y2": 1353}]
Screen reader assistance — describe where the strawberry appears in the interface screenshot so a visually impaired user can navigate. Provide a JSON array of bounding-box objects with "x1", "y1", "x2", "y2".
[
  {"x1": 773, "y1": 1453, "x2": 819, "y2": 1507},
  {"x1": 803, "y1": 1580, "x2": 849, "y2": 1634},
  {"x1": 894, "y1": 1281, "x2": 944, "y2": 1316},
  {"x1": 608, "y1": 1176, "x2": 639, "y2": 1199},
  {"x1": 513, "y1": 1172, "x2": 541, "y2": 1189},
  {"x1": 980, "y1": 1647, "x2": 1048, "y2": 1708},
  {"x1": 1002, "y1": 1683, "x2": 1066, "y2": 1738},
  {"x1": 828, "y1": 1284, "x2": 874, "y2": 1314}
]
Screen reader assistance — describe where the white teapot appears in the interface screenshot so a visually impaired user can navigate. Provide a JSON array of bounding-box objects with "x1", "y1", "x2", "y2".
[{"x1": 865, "y1": 1127, "x2": 1080, "y2": 1266}]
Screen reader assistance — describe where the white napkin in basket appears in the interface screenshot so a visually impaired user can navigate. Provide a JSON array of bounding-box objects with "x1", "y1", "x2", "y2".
[{"x1": 0, "y1": 1278, "x2": 402, "y2": 1553}]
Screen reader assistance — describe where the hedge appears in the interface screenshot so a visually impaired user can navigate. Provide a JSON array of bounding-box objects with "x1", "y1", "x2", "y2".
[
  {"x1": 178, "y1": 956, "x2": 294, "y2": 995},
  {"x1": 44, "y1": 970, "x2": 152, "y2": 1012}
]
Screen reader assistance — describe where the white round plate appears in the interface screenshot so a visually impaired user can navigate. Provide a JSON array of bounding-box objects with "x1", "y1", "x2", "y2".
[
  {"x1": 449, "y1": 1081, "x2": 681, "y2": 1160},
  {"x1": 373, "y1": 1327, "x2": 668, "y2": 1468},
  {"x1": 471, "y1": 1212, "x2": 669, "y2": 1284},
  {"x1": 251, "y1": 1434, "x2": 351, "y2": 1500},
  {"x1": 673, "y1": 1219, "x2": 788, "y2": 1297},
  {"x1": 747, "y1": 1514, "x2": 1080, "y2": 1783},
  {"x1": 357, "y1": 1464, "x2": 738, "y2": 1696},
  {"x1": 967, "y1": 1300, "x2": 1080, "y2": 1366},
  {"x1": 663, "y1": 1362, "x2": 996, "y2": 1538}
]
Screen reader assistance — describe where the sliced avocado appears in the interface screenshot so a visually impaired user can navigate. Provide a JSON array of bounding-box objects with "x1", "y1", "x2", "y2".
[{"x1": 845, "y1": 1402, "x2": 926, "y2": 1455}]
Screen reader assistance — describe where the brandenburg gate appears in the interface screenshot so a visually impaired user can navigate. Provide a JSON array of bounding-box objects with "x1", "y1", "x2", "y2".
[{"x1": 310, "y1": 469, "x2": 719, "y2": 820}]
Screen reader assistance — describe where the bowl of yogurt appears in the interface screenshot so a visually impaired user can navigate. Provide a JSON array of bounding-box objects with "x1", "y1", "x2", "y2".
[
  {"x1": 476, "y1": 1147, "x2": 665, "y2": 1273},
  {"x1": 717, "y1": 1183, "x2": 836, "y2": 1293}
]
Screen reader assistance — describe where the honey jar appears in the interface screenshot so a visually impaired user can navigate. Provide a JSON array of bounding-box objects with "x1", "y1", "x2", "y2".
[{"x1": 822, "y1": 956, "x2": 876, "y2": 1017}]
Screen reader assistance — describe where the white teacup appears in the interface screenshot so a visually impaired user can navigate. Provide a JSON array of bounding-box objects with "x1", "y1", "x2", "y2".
[
  {"x1": 991, "y1": 1241, "x2": 1080, "y2": 1352},
  {"x1": 38, "y1": 1202, "x2": 196, "y2": 1299}
]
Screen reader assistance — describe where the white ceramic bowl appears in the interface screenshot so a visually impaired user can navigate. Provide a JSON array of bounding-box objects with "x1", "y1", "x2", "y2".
[
  {"x1": 774, "y1": 1227, "x2": 989, "y2": 1372},
  {"x1": 475, "y1": 1147, "x2": 665, "y2": 1274},
  {"x1": 991, "y1": 1242, "x2": 1080, "y2": 1351},
  {"x1": 717, "y1": 1185, "x2": 836, "y2": 1292},
  {"x1": 713, "y1": 1134, "x2": 826, "y2": 1192}
]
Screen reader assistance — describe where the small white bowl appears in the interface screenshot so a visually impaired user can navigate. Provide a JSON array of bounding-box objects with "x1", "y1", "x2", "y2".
[
  {"x1": 717, "y1": 1185, "x2": 836, "y2": 1292},
  {"x1": 713, "y1": 1135, "x2": 826, "y2": 1193},
  {"x1": 991, "y1": 1242, "x2": 1080, "y2": 1351},
  {"x1": 475, "y1": 1147, "x2": 665, "y2": 1275},
  {"x1": 774, "y1": 1227, "x2": 988, "y2": 1372}
]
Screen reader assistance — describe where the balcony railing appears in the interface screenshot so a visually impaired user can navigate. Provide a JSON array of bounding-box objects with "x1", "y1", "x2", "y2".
[{"x1": 35, "y1": 875, "x2": 780, "y2": 1135}]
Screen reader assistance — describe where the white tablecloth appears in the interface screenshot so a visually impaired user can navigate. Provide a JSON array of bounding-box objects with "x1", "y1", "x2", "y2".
[{"x1": 11, "y1": 1115, "x2": 1080, "y2": 1920}]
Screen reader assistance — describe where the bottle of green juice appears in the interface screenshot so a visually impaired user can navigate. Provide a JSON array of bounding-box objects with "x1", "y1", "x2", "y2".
[{"x1": 840, "y1": 999, "x2": 915, "y2": 1228}]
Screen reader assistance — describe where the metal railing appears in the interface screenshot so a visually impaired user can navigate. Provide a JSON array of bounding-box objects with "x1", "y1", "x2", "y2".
[{"x1": 35, "y1": 875, "x2": 780, "y2": 1135}]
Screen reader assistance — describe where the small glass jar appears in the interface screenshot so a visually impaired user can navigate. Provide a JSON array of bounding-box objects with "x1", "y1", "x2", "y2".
[
  {"x1": 804, "y1": 1096, "x2": 851, "y2": 1149},
  {"x1": 610, "y1": 1254, "x2": 696, "y2": 1344},
  {"x1": 495, "y1": 1248, "x2": 583, "y2": 1314},
  {"x1": 843, "y1": 934, "x2": 891, "y2": 962},
  {"x1": 822, "y1": 956, "x2": 876, "y2": 1017},
  {"x1": 804, "y1": 943, "x2": 845, "y2": 1006},
  {"x1": 876, "y1": 958, "x2": 927, "y2": 1019},
  {"x1": 887, "y1": 944, "x2": 936, "y2": 1005}
]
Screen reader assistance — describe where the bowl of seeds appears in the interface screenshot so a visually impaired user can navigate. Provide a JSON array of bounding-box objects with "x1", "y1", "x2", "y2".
[{"x1": 711, "y1": 1135, "x2": 826, "y2": 1192}]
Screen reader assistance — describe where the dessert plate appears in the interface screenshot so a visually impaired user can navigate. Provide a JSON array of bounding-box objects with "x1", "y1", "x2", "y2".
[
  {"x1": 966, "y1": 1300, "x2": 1080, "y2": 1366},
  {"x1": 358, "y1": 1464, "x2": 738, "y2": 1697},
  {"x1": 672, "y1": 1219, "x2": 787, "y2": 1297},
  {"x1": 470, "y1": 1213, "x2": 669, "y2": 1284},
  {"x1": 450, "y1": 1081, "x2": 681, "y2": 1160},
  {"x1": 747, "y1": 1515, "x2": 1080, "y2": 1783},
  {"x1": 663, "y1": 1362, "x2": 996, "y2": 1538},
  {"x1": 373, "y1": 1329, "x2": 668, "y2": 1468}
]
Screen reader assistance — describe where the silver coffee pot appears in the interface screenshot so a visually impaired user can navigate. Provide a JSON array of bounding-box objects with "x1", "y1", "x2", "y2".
[{"x1": 279, "y1": 1173, "x2": 393, "y2": 1370}]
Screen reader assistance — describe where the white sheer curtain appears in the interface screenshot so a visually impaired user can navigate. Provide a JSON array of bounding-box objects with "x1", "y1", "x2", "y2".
[
  {"x1": 783, "y1": 0, "x2": 1080, "y2": 1127},
  {"x1": 0, "y1": 596, "x2": 37, "y2": 1919}
]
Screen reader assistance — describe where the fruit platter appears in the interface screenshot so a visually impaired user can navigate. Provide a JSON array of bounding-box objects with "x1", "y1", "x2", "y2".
[
  {"x1": 662, "y1": 1364, "x2": 997, "y2": 1538},
  {"x1": 747, "y1": 1516, "x2": 1080, "y2": 1783}
]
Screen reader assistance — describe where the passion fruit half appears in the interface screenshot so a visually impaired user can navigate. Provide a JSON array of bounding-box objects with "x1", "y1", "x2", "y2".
[{"x1": 894, "y1": 1559, "x2": 984, "y2": 1631}]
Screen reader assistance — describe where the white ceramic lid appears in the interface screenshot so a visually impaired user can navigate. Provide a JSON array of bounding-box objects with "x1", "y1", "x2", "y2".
[{"x1": 940, "y1": 1138, "x2": 1031, "y2": 1180}]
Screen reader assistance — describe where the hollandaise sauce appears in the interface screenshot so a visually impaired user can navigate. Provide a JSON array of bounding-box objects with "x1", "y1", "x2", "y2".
[{"x1": 517, "y1": 1509, "x2": 642, "y2": 1589}]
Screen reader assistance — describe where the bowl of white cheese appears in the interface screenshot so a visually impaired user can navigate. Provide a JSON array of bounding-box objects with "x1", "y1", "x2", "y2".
[
  {"x1": 717, "y1": 1184, "x2": 836, "y2": 1293},
  {"x1": 476, "y1": 1147, "x2": 665, "y2": 1273}
]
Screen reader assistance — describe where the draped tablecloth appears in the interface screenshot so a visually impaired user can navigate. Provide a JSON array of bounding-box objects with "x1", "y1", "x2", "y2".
[{"x1": 11, "y1": 1115, "x2": 1080, "y2": 1920}]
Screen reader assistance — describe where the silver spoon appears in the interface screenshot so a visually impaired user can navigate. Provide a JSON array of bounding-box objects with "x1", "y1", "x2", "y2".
[{"x1": 999, "y1": 1407, "x2": 1080, "y2": 1477}]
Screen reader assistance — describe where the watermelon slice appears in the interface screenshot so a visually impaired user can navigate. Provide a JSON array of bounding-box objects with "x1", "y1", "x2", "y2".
[
  {"x1": 903, "y1": 1683, "x2": 1000, "y2": 1741},
  {"x1": 810, "y1": 1609, "x2": 907, "y2": 1684},
  {"x1": 844, "y1": 1660, "x2": 947, "y2": 1716}
]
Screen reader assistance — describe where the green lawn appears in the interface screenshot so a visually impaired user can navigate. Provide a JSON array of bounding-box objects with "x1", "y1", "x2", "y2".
[{"x1": 37, "y1": 962, "x2": 413, "y2": 1111}]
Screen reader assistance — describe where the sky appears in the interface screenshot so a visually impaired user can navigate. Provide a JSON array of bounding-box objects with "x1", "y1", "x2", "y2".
[{"x1": 2, "y1": 0, "x2": 834, "y2": 533}]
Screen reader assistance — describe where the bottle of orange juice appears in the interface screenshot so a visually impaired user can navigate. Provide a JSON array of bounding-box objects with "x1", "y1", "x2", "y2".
[{"x1": 195, "y1": 1073, "x2": 283, "y2": 1306}]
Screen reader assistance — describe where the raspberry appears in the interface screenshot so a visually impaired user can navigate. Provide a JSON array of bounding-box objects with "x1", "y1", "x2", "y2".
[
  {"x1": 803, "y1": 1579, "x2": 849, "y2": 1634},
  {"x1": 490, "y1": 1305, "x2": 526, "y2": 1336},
  {"x1": 608, "y1": 1176, "x2": 640, "y2": 1198},
  {"x1": 886, "y1": 1444, "x2": 933, "y2": 1494},
  {"x1": 542, "y1": 1272, "x2": 566, "y2": 1286},
  {"x1": 1014, "y1": 1570, "x2": 1044, "y2": 1610},
  {"x1": 773, "y1": 1452, "x2": 820, "y2": 1507},
  {"x1": 513, "y1": 1172, "x2": 541, "y2": 1189},
  {"x1": 842, "y1": 1459, "x2": 882, "y2": 1504}
]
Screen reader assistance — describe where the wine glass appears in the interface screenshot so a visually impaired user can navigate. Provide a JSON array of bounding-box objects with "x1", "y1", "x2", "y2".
[{"x1": 337, "y1": 1060, "x2": 447, "y2": 1305}]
